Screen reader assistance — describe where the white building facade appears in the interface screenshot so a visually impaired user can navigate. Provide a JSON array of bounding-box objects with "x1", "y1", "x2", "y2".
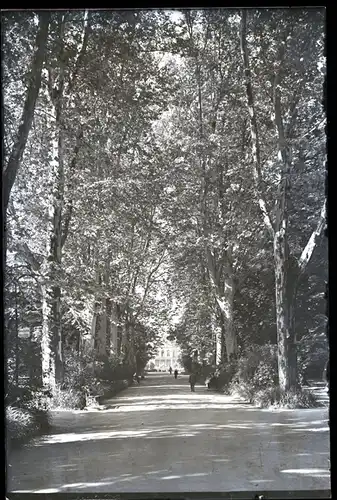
[{"x1": 147, "y1": 339, "x2": 183, "y2": 372}]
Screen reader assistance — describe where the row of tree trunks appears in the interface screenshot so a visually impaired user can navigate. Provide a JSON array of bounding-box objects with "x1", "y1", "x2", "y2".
[
  {"x1": 205, "y1": 247, "x2": 237, "y2": 363},
  {"x1": 91, "y1": 293, "x2": 123, "y2": 357},
  {"x1": 186, "y1": 11, "x2": 236, "y2": 366},
  {"x1": 39, "y1": 12, "x2": 89, "y2": 389}
]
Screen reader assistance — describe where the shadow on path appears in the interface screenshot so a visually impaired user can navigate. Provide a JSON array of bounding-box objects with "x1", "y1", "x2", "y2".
[{"x1": 7, "y1": 373, "x2": 330, "y2": 494}]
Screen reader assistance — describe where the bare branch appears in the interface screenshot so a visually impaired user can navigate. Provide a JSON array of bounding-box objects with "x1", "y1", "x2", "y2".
[
  {"x1": 298, "y1": 199, "x2": 326, "y2": 274},
  {"x1": 291, "y1": 118, "x2": 326, "y2": 145}
]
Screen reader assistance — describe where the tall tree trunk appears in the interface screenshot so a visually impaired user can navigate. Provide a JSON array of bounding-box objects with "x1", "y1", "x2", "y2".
[
  {"x1": 41, "y1": 282, "x2": 53, "y2": 389},
  {"x1": 215, "y1": 278, "x2": 236, "y2": 362},
  {"x1": 215, "y1": 324, "x2": 223, "y2": 365},
  {"x1": 116, "y1": 304, "x2": 123, "y2": 354},
  {"x1": 271, "y1": 36, "x2": 297, "y2": 391},
  {"x1": 106, "y1": 298, "x2": 112, "y2": 355},
  {"x1": 110, "y1": 302, "x2": 119, "y2": 354},
  {"x1": 223, "y1": 272, "x2": 236, "y2": 361},
  {"x1": 123, "y1": 309, "x2": 136, "y2": 368},
  {"x1": 43, "y1": 114, "x2": 65, "y2": 385},
  {"x1": 14, "y1": 284, "x2": 19, "y2": 386},
  {"x1": 91, "y1": 301, "x2": 99, "y2": 350},
  {"x1": 40, "y1": 15, "x2": 67, "y2": 388},
  {"x1": 96, "y1": 298, "x2": 108, "y2": 357},
  {"x1": 274, "y1": 232, "x2": 297, "y2": 391},
  {"x1": 218, "y1": 313, "x2": 226, "y2": 363},
  {"x1": 206, "y1": 248, "x2": 237, "y2": 362},
  {"x1": 41, "y1": 169, "x2": 65, "y2": 387}
]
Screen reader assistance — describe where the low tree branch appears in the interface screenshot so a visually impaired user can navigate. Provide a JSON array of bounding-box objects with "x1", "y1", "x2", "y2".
[{"x1": 298, "y1": 199, "x2": 326, "y2": 274}]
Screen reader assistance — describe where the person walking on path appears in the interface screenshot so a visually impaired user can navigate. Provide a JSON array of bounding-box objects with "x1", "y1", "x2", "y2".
[
  {"x1": 174, "y1": 369, "x2": 178, "y2": 379},
  {"x1": 189, "y1": 372, "x2": 197, "y2": 392},
  {"x1": 169, "y1": 366, "x2": 172, "y2": 375}
]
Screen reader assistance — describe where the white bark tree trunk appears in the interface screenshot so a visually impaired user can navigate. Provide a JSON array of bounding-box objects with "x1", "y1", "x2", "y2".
[
  {"x1": 274, "y1": 229, "x2": 296, "y2": 391},
  {"x1": 40, "y1": 15, "x2": 66, "y2": 387},
  {"x1": 40, "y1": 102, "x2": 64, "y2": 388},
  {"x1": 41, "y1": 282, "x2": 53, "y2": 389},
  {"x1": 206, "y1": 248, "x2": 237, "y2": 363},
  {"x1": 216, "y1": 274, "x2": 236, "y2": 362},
  {"x1": 215, "y1": 326, "x2": 222, "y2": 365}
]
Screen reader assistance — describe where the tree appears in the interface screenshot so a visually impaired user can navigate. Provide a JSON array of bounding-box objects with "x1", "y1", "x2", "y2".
[
  {"x1": 4, "y1": 9, "x2": 326, "y2": 407},
  {"x1": 3, "y1": 12, "x2": 50, "y2": 265},
  {"x1": 240, "y1": 8, "x2": 326, "y2": 390}
]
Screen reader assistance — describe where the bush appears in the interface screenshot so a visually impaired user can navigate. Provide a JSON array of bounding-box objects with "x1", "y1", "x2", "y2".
[
  {"x1": 236, "y1": 344, "x2": 278, "y2": 385},
  {"x1": 6, "y1": 406, "x2": 37, "y2": 441},
  {"x1": 6, "y1": 404, "x2": 51, "y2": 445},
  {"x1": 63, "y1": 349, "x2": 96, "y2": 390},
  {"x1": 207, "y1": 360, "x2": 237, "y2": 392},
  {"x1": 50, "y1": 386, "x2": 86, "y2": 410},
  {"x1": 297, "y1": 333, "x2": 328, "y2": 382},
  {"x1": 228, "y1": 343, "x2": 323, "y2": 408},
  {"x1": 277, "y1": 387, "x2": 321, "y2": 409},
  {"x1": 254, "y1": 386, "x2": 321, "y2": 409},
  {"x1": 50, "y1": 377, "x2": 131, "y2": 409},
  {"x1": 97, "y1": 379, "x2": 130, "y2": 402},
  {"x1": 252, "y1": 386, "x2": 281, "y2": 408},
  {"x1": 94, "y1": 353, "x2": 135, "y2": 384},
  {"x1": 229, "y1": 344, "x2": 278, "y2": 399}
]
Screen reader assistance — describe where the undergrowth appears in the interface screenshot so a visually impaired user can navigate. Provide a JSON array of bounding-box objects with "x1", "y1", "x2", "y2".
[{"x1": 231, "y1": 381, "x2": 321, "y2": 408}]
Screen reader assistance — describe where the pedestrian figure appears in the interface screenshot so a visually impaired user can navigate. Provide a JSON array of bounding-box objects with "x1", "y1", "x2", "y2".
[
  {"x1": 174, "y1": 369, "x2": 178, "y2": 379},
  {"x1": 189, "y1": 373, "x2": 197, "y2": 392},
  {"x1": 169, "y1": 366, "x2": 172, "y2": 375}
]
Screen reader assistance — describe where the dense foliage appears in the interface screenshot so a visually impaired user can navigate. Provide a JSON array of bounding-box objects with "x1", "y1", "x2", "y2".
[{"x1": 3, "y1": 8, "x2": 327, "y2": 421}]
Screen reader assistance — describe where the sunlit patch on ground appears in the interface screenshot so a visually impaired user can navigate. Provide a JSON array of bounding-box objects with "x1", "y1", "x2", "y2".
[
  {"x1": 8, "y1": 374, "x2": 330, "y2": 494},
  {"x1": 281, "y1": 468, "x2": 330, "y2": 477}
]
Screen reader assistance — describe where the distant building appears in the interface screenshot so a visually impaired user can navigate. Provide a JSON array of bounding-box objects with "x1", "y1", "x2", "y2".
[{"x1": 147, "y1": 338, "x2": 183, "y2": 372}]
